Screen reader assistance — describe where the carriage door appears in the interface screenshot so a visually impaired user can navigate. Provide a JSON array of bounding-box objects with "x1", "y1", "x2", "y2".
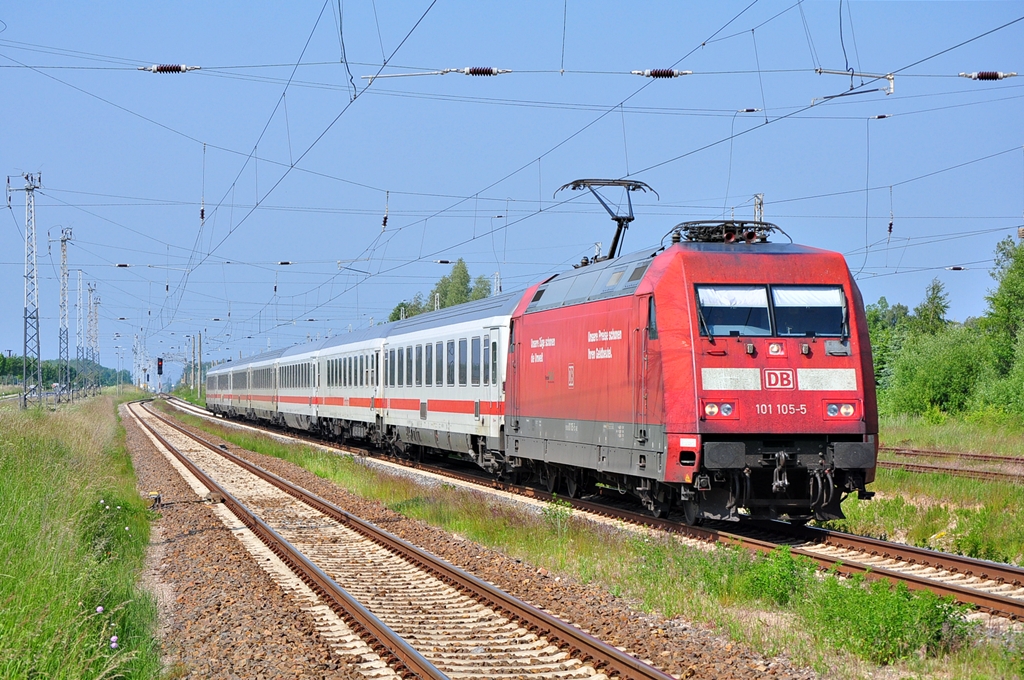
[
  {"x1": 631, "y1": 295, "x2": 653, "y2": 444},
  {"x1": 485, "y1": 328, "x2": 502, "y2": 434}
]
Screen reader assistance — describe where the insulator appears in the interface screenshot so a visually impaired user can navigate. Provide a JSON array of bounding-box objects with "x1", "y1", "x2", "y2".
[
  {"x1": 382, "y1": 215, "x2": 388, "y2": 227},
  {"x1": 467, "y1": 67, "x2": 497, "y2": 76},
  {"x1": 631, "y1": 69, "x2": 692, "y2": 78},
  {"x1": 671, "y1": 230, "x2": 681, "y2": 244},
  {"x1": 200, "y1": 207, "x2": 205, "y2": 221},
  {"x1": 960, "y1": 71, "x2": 1016, "y2": 80},
  {"x1": 158, "y1": 64, "x2": 185, "y2": 73}
]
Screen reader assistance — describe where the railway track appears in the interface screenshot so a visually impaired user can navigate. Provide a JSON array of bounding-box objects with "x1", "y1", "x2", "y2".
[
  {"x1": 134, "y1": 400, "x2": 675, "y2": 679},
  {"x1": 877, "y1": 460, "x2": 1024, "y2": 483},
  {"x1": 880, "y1": 446, "x2": 1024, "y2": 465},
  {"x1": 160, "y1": 396, "x2": 1024, "y2": 620}
]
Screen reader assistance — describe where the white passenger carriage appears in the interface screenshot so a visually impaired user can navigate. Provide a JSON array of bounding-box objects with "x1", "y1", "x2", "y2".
[{"x1": 206, "y1": 291, "x2": 522, "y2": 471}]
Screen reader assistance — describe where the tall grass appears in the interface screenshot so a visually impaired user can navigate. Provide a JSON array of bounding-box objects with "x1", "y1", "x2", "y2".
[
  {"x1": 0, "y1": 394, "x2": 160, "y2": 678},
  {"x1": 881, "y1": 411, "x2": 1024, "y2": 456},
  {"x1": 161, "y1": 406, "x2": 1024, "y2": 676}
]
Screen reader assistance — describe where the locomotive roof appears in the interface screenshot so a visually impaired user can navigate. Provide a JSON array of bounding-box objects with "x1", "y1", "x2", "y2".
[
  {"x1": 674, "y1": 241, "x2": 830, "y2": 255},
  {"x1": 526, "y1": 248, "x2": 655, "y2": 313}
]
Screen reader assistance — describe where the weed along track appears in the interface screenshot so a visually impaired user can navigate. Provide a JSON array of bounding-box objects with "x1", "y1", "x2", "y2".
[
  {"x1": 131, "y1": 401, "x2": 676, "y2": 679},
  {"x1": 162, "y1": 396, "x2": 1024, "y2": 622}
]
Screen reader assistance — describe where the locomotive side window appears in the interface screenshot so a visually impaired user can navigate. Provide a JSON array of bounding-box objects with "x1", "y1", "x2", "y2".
[
  {"x1": 772, "y1": 286, "x2": 845, "y2": 337},
  {"x1": 446, "y1": 341, "x2": 455, "y2": 386},
  {"x1": 648, "y1": 296, "x2": 659, "y2": 340},
  {"x1": 459, "y1": 339, "x2": 468, "y2": 386},
  {"x1": 471, "y1": 337, "x2": 481, "y2": 385},
  {"x1": 696, "y1": 285, "x2": 772, "y2": 337},
  {"x1": 627, "y1": 263, "x2": 649, "y2": 283}
]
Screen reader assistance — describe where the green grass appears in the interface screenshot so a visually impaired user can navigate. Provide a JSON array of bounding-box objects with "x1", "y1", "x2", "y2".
[
  {"x1": 169, "y1": 387, "x2": 203, "y2": 408},
  {"x1": 881, "y1": 411, "x2": 1024, "y2": 456},
  {"x1": 815, "y1": 412, "x2": 1024, "y2": 566},
  {"x1": 159, "y1": 403, "x2": 1024, "y2": 678},
  {"x1": 0, "y1": 392, "x2": 160, "y2": 679}
]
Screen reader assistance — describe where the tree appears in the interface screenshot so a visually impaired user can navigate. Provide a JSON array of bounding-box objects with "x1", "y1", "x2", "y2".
[
  {"x1": 865, "y1": 296, "x2": 910, "y2": 389},
  {"x1": 912, "y1": 278, "x2": 949, "y2": 335},
  {"x1": 982, "y1": 236, "x2": 1024, "y2": 374},
  {"x1": 389, "y1": 259, "x2": 491, "y2": 321}
]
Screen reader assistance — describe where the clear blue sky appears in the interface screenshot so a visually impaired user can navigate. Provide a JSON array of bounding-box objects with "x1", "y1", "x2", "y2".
[{"x1": 1, "y1": 1, "x2": 1022, "y2": 381}]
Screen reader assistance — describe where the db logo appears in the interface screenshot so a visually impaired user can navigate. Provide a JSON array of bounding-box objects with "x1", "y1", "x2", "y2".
[{"x1": 764, "y1": 368, "x2": 795, "y2": 390}]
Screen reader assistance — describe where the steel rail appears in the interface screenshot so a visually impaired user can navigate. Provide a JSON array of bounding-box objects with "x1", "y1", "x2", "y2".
[
  {"x1": 756, "y1": 521, "x2": 1024, "y2": 589},
  {"x1": 157, "y1": 397, "x2": 1024, "y2": 618},
  {"x1": 878, "y1": 460, "x2": 1024, "y2": 484},
  {"x1": 129, "y1": 401, "x2": 445, "y2": 680},
  {"x1": 880, "y1": 445, "x2": 1024, "y2": 465},
  {"x1": 143, "y1": 401, "x2": 677, "y2": 680}
]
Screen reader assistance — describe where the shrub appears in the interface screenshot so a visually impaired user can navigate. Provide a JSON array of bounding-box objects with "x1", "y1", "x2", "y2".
[{"x1": 883, "y1": 325, "x2": 990, "y2": 415}]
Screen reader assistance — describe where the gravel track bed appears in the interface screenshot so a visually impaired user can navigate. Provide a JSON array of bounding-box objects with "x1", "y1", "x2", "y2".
[
  {"x1": 146, "y1": 418, "x2": 603, "y2": 678},
  {"x1": 124, "y1": 405, "x2": 364, "y2": 679},
  {"x1": 159, "y1": 409, "x2": 815, "y2": 680}
]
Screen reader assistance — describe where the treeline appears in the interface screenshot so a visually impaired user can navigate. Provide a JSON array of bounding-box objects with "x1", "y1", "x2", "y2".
[
  {"x1": 0, "y1": 356, "x2": 130, "y2": 388},
  {"x1": 870, "y1": 236, "x2": 1024, "y2": 420},
  {"x1": 388, "y1": 258, "x2": 491, "y2": 321}
]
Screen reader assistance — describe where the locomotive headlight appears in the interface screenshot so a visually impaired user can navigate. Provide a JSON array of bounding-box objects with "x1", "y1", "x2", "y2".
[
  {"x1": 840, "y1": 403, "x2": 855, "y2": 417},
  {"x1": 704, "y1": 403, "x2": 719, "y2": 416},
  {"x1": 720, "y1": 403, "x2": 734, "y2": 416},
  {"x1": 827, "y1": 403, "x2": 840, "y2": 417},
  {"x1": 768, "y1": 342, "x2": 784, "y2": 356}
]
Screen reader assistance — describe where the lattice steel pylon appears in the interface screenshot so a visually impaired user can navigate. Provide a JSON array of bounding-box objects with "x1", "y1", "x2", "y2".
[
  {"x1": 58, "y1": 228, "x2": 72, "y2": 400},
  {"x1": 76, "y1": 270, "x2": 84, "y2": 389},
  {"x1": 86, "y1": 283, "x2": 97, "y2": 388},
  {"x1": 14, "y1": 173, "x2": 42, "y2": 408}
]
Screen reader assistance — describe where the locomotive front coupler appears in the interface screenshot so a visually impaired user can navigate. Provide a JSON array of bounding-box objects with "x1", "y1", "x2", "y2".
[{"x1": 771, "y1": 451, "x2": 790, "y2": 493}]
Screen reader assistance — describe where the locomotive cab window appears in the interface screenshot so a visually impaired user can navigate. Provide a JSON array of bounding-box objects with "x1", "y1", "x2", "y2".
[
  {"x1": 696, "y1": 285, "x2": 771, "y2": 337},
  {"x1": 772, "y1": 286, "x2": 846, "y2": 337}
]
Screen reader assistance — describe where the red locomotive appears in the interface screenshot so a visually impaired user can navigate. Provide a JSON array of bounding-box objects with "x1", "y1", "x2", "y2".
[{"x1": 208, "y1": 192, "x2": 876, "y2": 524}]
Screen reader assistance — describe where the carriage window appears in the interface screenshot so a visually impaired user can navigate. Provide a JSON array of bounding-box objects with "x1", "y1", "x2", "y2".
[
  {"x1": 772, "y1": 286, "x2": 845, "y2": 337},
  {"x1": 359, "y1": 355, "x2": 365, "y2": 386},
  {"x1": 389, "y1": 349, "x2": 396, "y2": 387},
  {"x1": 415, "y1": 345, "x2": 423, "y2": 386},
  {"x1": 397, "y1": 347, "x2": 405, "y2": 386},
  {"x1": 459, "y1": 339, "x2": 468, "y2": 386},
  {"x1": 491, "y1": 340, "x2": 499, "y2": 384},
  {"x1": 446, "y1": 341, "x2": 455, "y2": 386},
  {"x1": 696, "y1": 285, "x2": 771, "y2": 337},
  {"x1": 436, "y1": 342, "x2": 444, "y2": 386},
  {"x1": 425, "y1": 343, "x2": 433, "y2": 385},
  {"x1": 406, "y1": 346, "x2": 413, "y2": 388},
  {"x1": 483, "y1": 335, "x2": 490, "y2": 384},
  {"x1": 471, "y1": 337, "x2": 481, "y2": 386}
]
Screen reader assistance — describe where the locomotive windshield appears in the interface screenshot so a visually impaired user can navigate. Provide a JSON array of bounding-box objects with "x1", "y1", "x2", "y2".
[
  {"x1": 696, "y1": 284, "x2": 846, "y2": 337},
  {"x1": 772, "y1": 286, "x2": 845, "y2": 337},
  {"x1": 696, "y1": 285, "x2": 772, "y2": 336}
]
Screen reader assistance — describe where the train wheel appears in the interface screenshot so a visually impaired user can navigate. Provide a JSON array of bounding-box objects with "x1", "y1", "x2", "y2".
[
  {"x1": 542, "y1": 464, "x2": 559, "y2": 493},
  {"x1": 682, "y1": 498, "x2": 702, "y2": 526},
  {"x1": 564, "y1": 471, "x2": 579, "y2": 498}
]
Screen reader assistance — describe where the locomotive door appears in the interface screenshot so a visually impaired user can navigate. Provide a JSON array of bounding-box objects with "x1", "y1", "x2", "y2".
[
  {"x1": 507, "y1": 321, "x2": 520, "y2": 432},
  {"x1": 631, "y1": 295, "x2": 653, "y2": 444}
]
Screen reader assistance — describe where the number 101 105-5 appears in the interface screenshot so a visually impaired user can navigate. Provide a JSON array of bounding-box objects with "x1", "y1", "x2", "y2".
[{"x1": 756, "y1": 403, "x2": 807, "y2": 415}]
